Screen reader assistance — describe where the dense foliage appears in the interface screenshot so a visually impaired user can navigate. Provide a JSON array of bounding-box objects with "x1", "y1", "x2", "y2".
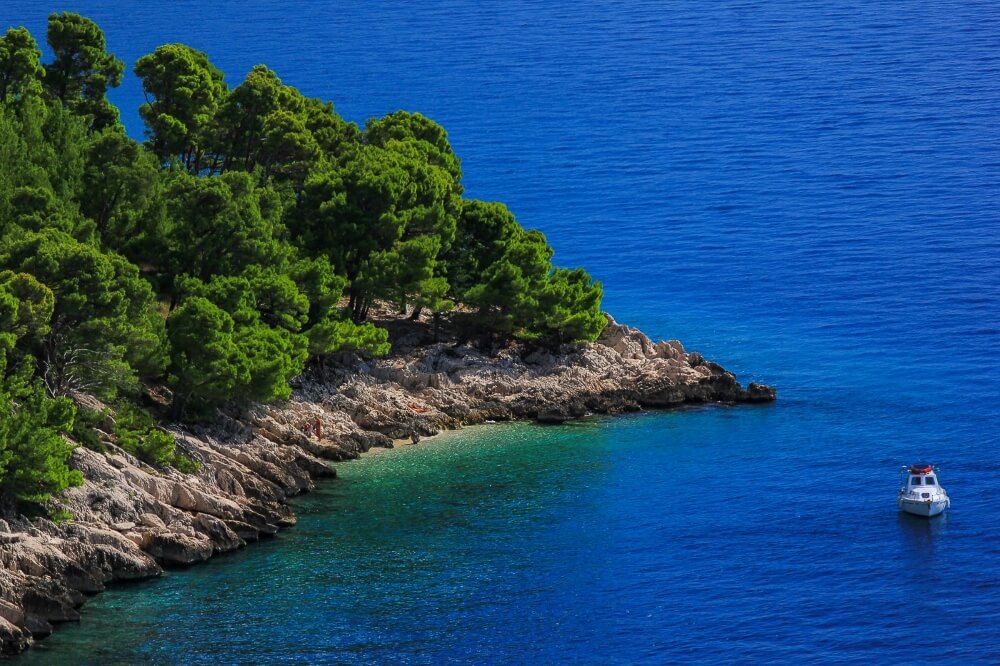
[{"x1": 0, "y1": 14, "x2": 605, "y2": 507}]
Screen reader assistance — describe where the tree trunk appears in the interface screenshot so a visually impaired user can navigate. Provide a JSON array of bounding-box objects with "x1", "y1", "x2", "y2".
[{"x1": 170, "y1": 393, "x2": 187, "y2": 421}]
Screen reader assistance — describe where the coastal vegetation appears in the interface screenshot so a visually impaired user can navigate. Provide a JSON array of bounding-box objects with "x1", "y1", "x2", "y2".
[{"x1": 0, "y1": 14, "x2": 605, "y2": 510}]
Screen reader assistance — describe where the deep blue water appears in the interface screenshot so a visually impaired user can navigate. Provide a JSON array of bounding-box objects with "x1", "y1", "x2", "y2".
[{"x1": 6, "y1": 1, "x2": 1000, "y2": 663}]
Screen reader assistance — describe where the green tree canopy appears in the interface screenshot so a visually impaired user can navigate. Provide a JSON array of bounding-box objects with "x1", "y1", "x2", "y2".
[
  {"x1": 177, "y1": 268, "x2": 308, "y2": 333},
  {"x1": 464, "y1": 228, "x2": 553, "y2": 340},
  {"x1": 534, "y1": 267, "x2": 606, "y2": 344},
  {"x1": 0, "y1": 229, "x2": 167, "y2": 397},
  {"x1": 365, "y1": 111, "x2": 463, "y2": 184},
  {"x1": 304, "y1": 97, "x2": 360, "y2": 160},
  {"x1": 78, "y1": 127, "x2": 162, "y2": 245},
  {"x1": 296, "y1": 137, "x2": 461, "y2": 322},
  {"x1": 306, "y1": 318, "x2": 389, "y2": 358},
  {"x1": 446, "y1": 199, "x2": 522, "y2": 298},
  {"x1": 0, "y1": 27, "x2": 43, "y2": 105},
  {"x1": 174, "y1": 270, "x2": 308, "y2": 404},
  {"x1": 44, "y1": 12, "x2": 124, "y2": 130},
  {"x1": 215, "y1": 65, "x2": 321, "y2": 186},
  {"x1": 286, "y1": 256, "x2": 390, "y2": 359},
  {"x1": 161, "y1": 171, "x2": 292, "y2": 285},
  {"x1": 216, "y1": 64, "x2": 287, "y2": 172},
  {"x1": 451, "y1": 203, "x2": 606, "y2": 344},
  {"x1": 0, "y1": 15, "x2": 608, "y2": 448},
  {"x1": 364, "y1": 112, "x2": 465, "y2": 318},
  {"x1": 287, "y1": 255, "x2": 346, "y2": 326},
  {"x1": 0, "y1": 356, "x2": 82, "y2": 504},
  {"x1": 0, "y1": 282, "x2": 82, "y2": 506},
  {"x1": 0, "y1": 270, "x2": 54, "y2": 343},
  {"x1": 8, "y1": 185, "x2": 91, "y2": 240},
  {"x1": 134, "y1": 43, "x2": 227, "y2": 171},
  {"x1": 0, "y1": 97, "x2": 89, "y2": 207},
  {"x1": 295, "y1": 144, "x2": 411, "y2": 321},
  {"x1": 167, "y1": 281, "x2": 309, "y2": 415},
  {"x1": 166, "y1": 296, "x2": 247, "y2": 417}
]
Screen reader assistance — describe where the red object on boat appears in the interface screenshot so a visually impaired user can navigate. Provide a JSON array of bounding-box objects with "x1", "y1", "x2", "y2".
[{"x1": 909, "y1": 464, "x2": 933, "y2": 474}]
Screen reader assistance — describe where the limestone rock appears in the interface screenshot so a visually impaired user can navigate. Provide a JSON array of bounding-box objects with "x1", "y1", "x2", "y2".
[
  {"x1": 0, "y1": 615, "x2": 29, "y2": 655},
  {"x1": 138, "y1": 513, "x2": 165, "y2": 529},
  {"x1": 145, "y1": 533, "x2": 213, "y2": 566}
]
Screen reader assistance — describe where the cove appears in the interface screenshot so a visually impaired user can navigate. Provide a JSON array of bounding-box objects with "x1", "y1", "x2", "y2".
[{"x1": 19, "y1": 405, "x2": 1000, "y2": 663}]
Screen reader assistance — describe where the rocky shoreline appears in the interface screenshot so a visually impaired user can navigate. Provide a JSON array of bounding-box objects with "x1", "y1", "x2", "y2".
[{"x1": 0, "y1": 316, "x2": 774, "y2": 655}]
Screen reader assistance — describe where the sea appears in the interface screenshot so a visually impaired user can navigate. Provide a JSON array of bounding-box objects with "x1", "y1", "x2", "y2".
[{"x1": 6, "y1": 1, "x2": 1000, "y2": 663}]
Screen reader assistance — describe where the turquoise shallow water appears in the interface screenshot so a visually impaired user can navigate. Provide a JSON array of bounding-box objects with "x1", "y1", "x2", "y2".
[
  {"x1": 19, "y1": 415, "x2": 1000, "y2": 664},
  {"x1": 5, "y1": 0, "x2": 1000, "y2": 662}
]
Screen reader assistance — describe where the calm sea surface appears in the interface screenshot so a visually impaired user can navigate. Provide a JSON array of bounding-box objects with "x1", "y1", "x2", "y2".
[{"x1": 6, "y1": 1, "x2": 1000, "y2": 663}]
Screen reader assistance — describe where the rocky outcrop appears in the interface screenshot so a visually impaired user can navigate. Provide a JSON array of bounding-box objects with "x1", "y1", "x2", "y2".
[
  {"x1": 0, "y1": 314, "x2": 773, "y2": 655},
  {"x1": 288, "y1": 315, "x2": 774, "y2": 438}
]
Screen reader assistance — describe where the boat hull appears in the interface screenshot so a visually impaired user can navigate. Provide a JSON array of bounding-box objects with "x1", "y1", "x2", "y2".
[{"x1": 898, "y1": 497, "x2": 949, "y2": 517}]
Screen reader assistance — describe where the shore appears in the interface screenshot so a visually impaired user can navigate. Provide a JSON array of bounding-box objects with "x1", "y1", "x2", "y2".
[{"x1": 0, "y1": 314, "x2": 774, "y2": 655}]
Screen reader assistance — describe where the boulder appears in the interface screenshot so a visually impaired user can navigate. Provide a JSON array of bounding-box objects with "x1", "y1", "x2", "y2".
[
  {"x1": 145, "y1": 533, "x2": 214, "y2": 566},
  {"x1": 192, "y1": 514, "x2": 244, "y2": 553},
  {"x1": 0, "y1": 616, "x2": 29, "y2": 655},
  {"x1": 138, "y1": 513, "x2": 166, "y2": 529},
  {"x1": 745, "y1": 382, "x2": 778, "y2": 402}
]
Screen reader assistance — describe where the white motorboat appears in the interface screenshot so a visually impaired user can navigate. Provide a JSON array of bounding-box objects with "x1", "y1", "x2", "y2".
[{"x1": 897, "y1": 464, "x2": 950, "y2": 517}]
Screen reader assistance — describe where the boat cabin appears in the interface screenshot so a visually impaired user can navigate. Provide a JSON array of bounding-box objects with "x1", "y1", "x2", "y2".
[
  {"x1": 907, "y1": 473, "x2": 939, "y2": 488},
  {"x1": 904, "y1": 464, "x2": 942, "y2": 499},
  {"x1": 898, "y1": 463, "x2": 949, "y2": 516}
]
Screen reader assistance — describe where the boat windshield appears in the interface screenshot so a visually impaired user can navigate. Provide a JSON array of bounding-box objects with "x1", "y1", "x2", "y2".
[
  {"x1": 910, "y1": 477, "x2": 922, "y2": 485},
  {"x1": 925, "y1": 477, "x2": 936, "y2": 485}
]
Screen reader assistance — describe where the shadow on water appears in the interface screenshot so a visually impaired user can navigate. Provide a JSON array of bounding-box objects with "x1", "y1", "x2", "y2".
[{"x1": 896, "y1": 510, "x2": 948, "y2": 567}]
